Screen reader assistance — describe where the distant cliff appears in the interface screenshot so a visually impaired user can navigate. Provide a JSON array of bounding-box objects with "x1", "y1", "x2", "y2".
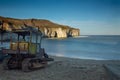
[{"x1": 0, "y1": 16, "x2": 80, "y2": 38}]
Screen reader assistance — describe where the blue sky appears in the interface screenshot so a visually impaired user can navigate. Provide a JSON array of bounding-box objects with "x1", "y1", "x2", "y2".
[{"x1": 0, "y1": 0, "x2": 120, "y2": 35}]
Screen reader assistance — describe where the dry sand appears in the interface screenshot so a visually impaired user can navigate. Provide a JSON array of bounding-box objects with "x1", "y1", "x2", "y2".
[{"x1": 0, "y1": 56, "x2": 120, "y2": 80}]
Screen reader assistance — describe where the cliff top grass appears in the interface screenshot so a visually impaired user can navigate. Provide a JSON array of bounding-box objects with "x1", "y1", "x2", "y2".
[{"x1": 0, "y1": 16, "x2": 79, "y2": 30}]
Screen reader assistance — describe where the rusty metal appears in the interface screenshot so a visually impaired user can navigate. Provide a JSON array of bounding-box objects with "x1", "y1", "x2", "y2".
[{"x1": 2, "y1": 28, "x2": 54, "y2": 72}]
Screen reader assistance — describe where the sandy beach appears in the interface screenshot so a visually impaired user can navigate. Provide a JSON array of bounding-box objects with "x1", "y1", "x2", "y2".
[{"x1": 0, "y1": 56, "x2": 120, "y2": 80}]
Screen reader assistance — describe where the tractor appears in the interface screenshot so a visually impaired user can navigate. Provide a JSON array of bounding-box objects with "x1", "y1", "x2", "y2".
[{"x1": 0, "y1": 25, "x2": 54, "y2": 72}]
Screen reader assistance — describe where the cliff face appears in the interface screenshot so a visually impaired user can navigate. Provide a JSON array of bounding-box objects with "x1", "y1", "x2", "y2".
[{"x1": 0, "y1": 16, "x2": 80, "y2": 38}]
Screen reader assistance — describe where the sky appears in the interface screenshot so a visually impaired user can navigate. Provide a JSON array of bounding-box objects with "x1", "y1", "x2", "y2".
[{"x1": 0, "y1": 0, "x2": 120, "y2": 35}]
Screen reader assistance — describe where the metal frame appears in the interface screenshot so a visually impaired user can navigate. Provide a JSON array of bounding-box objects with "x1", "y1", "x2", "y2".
[{"x1": 1, "y1": 23, "x2": 53, "y2": 71}]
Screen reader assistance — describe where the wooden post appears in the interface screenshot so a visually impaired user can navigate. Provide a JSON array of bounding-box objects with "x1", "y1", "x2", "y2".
[
  {"x1": 38, "y1": 27, "x2": 42, "y2": 53},
  {"x1": 10, "y1": 32, "x2": 12, "y2": 49},
  {"x1": 36, "y1": 31, "x2": 38, "y2": 53},
  {"x1": 0, "y1": 21, "x2": 3, "y2": 45},
  {"x1": 28, "y1": 31, "x2": 32, "y2": 54},
  {"x1": 30, "y1": 31, "x2": 32, "y2": 44},
  {"x1": 1, "y1": 32, "x2": 3, "y2": 45}
]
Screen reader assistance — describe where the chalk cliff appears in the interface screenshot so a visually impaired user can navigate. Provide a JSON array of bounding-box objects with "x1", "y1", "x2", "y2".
[{"x1": 0, "y1": 16, "x2": 80, "y2": 38}]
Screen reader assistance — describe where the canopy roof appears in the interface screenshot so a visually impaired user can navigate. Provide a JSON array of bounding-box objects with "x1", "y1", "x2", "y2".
[{"x1": 10, "y1": 27, "x2": 42, "y2": 36}]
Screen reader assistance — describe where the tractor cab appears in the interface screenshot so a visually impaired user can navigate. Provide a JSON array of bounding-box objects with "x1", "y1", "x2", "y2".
[
  {"x1": 3, "y1": 29, "x2": 43, "y2": 56},
  {"x1": 1, "y1": 28, "x2": 54, "y2": 72}
]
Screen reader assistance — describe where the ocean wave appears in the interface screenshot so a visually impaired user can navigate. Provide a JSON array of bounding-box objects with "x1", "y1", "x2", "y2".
[{"x1": 73, "y1": 35, "x2": 89, "y2": 38}]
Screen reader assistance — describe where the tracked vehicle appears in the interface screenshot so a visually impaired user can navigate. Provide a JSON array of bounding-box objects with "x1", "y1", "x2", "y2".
[{"x1": 1, "y1": 27, "x2": 54, "y2": 72}]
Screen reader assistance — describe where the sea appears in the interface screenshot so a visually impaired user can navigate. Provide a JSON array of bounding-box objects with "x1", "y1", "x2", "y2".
[
  {"x1": 42, "y1": 35, "x2": 120, "y2": 60},
  {"x1": 0, "y1": 35, "x2": 120, "y2": 60}
]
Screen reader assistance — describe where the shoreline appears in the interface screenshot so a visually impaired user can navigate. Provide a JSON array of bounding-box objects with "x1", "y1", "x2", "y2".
[
  {"x1": 0, "y1": 56, "x2": 120, "y2": 80},
  {"x1": 50, "y1": 54, "x2": 120, "y2": 61}
]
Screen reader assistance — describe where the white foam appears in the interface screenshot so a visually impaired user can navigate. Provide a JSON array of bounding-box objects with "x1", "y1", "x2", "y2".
[
  {"x1": 73, "y1": 35, "x2": 89, "y2": 38},
  {"x1": 55, "y1": 53, "x2": 64, "y2": 57}
]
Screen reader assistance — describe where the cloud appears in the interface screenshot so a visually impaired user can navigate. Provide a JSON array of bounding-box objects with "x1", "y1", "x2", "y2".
[
  {"x1": 53, "y1": 20, "x2": 120, "y2": 35},
  {"x1": 54, "y1": 20, "x2": 119, "y2": 27}
]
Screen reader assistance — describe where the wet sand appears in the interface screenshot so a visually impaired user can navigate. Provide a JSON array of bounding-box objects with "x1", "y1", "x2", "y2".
[{"x1": 0, "y1": 56, "x2": 120, "y2": 80}]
